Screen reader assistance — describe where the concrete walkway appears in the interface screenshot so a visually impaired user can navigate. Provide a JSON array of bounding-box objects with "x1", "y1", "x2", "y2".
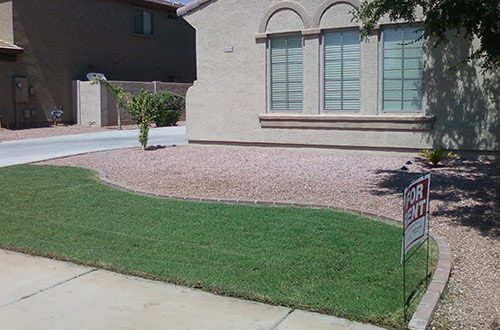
[
  {"x1": 0, "y1": 250, "x2": 382, "y2": 330},
  {"x1": 0, "y1": 126, "x2": 187, "y2": 167},
  {"x1": 0, "y1": 129, "x2": 383, "y2": 329}
]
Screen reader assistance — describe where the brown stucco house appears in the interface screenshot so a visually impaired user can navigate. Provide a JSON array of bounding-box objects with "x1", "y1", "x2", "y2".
[
  {"x1": 178, "y1": 0, "x2": 499, "y2": 156},
  {"x1": 0, "y1": 0, "x2": 196, "y2": 128}
]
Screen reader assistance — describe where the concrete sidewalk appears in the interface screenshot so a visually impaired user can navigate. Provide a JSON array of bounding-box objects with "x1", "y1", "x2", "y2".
[
  {"x1": 0, "y1": 126, "x2": 187, "y2": 167},
  {"x1": 0, "y1": 250, "x2": 383, "y2": 330}
]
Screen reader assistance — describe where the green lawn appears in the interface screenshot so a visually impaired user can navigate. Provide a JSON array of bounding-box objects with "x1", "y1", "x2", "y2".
[{"x1": 0, "y1": 165, "x2": 434, "y2": 328}]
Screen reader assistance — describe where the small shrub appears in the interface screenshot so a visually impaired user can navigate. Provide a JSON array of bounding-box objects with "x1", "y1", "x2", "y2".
[
  {"x1": 128, "y1": 91, "x2": 159, "y2": 150},
  {"x1": 418, "y1": 147, "x2": 458, "y2": 166},
  {"x1": 155, "y1": 92, "x2": 185, "y2": 127}
]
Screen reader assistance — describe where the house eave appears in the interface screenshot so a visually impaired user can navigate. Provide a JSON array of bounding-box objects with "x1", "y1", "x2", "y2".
[
  {"x1": 0, "y1": 40, "x2": 24, "y2": 54},
  {"x1": 177, "y1": 0, "x2": 213, "y2": 16},
  {"x1": 124, "y1": 0, "x2": 183, "y2": 12}
]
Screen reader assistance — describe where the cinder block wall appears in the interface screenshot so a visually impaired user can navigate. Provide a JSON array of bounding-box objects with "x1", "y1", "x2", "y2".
[{"x1": 74, "y1": 80, "x2": 192, "y2": 127}]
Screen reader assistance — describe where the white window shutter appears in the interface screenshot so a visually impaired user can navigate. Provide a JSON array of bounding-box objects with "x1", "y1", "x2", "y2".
[
  {"x1": 270, "y1": 37, "x2": 303, "y2": 111},
  {"x1": 324, "y1": 30, "x2": 360, "y2": 111}
]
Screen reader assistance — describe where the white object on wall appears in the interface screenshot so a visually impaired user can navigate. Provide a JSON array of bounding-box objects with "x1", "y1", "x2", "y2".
[{"x1": 86, "y1": 72, "x2": 107, "y2": 81}]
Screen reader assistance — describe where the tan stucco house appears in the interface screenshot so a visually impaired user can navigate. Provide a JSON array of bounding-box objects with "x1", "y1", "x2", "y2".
[
  {"x1": 0, "y1": 0, "x2": 196, "y2": 128},
  {"x1": 179, "y1": 0, "x2": 499, "y2": 155}
]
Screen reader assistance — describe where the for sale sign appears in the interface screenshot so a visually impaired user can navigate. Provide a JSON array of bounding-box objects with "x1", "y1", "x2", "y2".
[{"x1": 401, "y1": 174, "x2": 430, "y2": 262}]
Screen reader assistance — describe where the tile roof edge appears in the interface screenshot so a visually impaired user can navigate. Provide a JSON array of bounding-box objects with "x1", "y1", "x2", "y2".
[
  {"x1": 177, "y1": 0, "x2": 213, "y2": 16},
  {"x1": 129, "y1": 0, "x2": 183, "y2": 10},
  {"x1": 0, "y1": 39, "x2": 24, "y2": 52}
]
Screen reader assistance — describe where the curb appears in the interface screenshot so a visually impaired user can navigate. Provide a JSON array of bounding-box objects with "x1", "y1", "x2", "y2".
[{"x1": 97, "y1": 172, "x2": 452, "y2": 330}]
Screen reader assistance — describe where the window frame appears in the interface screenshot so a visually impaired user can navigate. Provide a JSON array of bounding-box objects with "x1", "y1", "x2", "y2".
[
  {"x1": 379, "y1": 24, "x2": 426, "y2": 114},
  {"x1": 320, "y1": 28, "x2": 361, "y2": 113},
  {"x1": 132, "y1": 8, "x2": 154, "y2": 37},
  {"x1": 267, "y1": 34, "x2": 304, "y2": 113}
]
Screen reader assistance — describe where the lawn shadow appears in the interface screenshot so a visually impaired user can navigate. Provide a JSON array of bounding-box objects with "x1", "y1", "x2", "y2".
[
  {"x1": 371, "y1": 160, "x2": 499, "y2": 238},
  {"x1": 371, "y1": 32, "x2": 500, "y2": 238}
]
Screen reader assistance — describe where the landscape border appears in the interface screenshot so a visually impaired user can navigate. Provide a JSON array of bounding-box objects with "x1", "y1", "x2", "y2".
[{"x1": 95, "y1": 169, "x2": 452, "y2": 330}]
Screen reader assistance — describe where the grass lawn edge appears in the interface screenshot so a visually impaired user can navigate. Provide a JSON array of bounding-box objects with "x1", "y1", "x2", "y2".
[{"x1": 0, "y1": 165, "x2": 438, "y2": 328}]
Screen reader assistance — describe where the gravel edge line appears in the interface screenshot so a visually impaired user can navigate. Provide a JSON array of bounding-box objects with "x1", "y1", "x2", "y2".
[{"x1": 95, "y1": 170, "x2": 452, "y2": 329}]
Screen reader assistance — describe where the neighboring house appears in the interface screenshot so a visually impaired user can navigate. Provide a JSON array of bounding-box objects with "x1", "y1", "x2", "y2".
[
  {"x1": 178, "y1": 0, "x2": 499, "y2": 155},
  {"x1": 0, "y1": 0, "x2": 196, "y2": 128}
]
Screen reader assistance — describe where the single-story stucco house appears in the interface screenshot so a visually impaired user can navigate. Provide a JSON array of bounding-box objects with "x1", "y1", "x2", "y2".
[
  {"x1": 0, "y1": 0, "x2": 196, "y2": 128},
  {"x1": 178, "y1": 0, "x2": 499, "y2": 156}
]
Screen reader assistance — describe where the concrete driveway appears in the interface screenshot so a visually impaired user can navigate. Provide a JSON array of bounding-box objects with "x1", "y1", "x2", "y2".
[
  {"x1": 0, "y1": 126, "x2": 187, "y2": 167},
  {"x1": 0, "y1": 128, "x2": 383, "y2": 330}
]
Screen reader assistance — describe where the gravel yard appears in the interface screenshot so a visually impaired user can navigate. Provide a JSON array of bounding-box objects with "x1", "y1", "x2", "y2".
[
  {"x1": 41, "y1": 145, "x2": 499, "y2": 329},
  {"x1": 0, "y1": 125, "x2": 137, "y2": 142}
]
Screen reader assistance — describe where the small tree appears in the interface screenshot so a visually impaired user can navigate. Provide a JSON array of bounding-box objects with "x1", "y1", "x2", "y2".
[
  {"x1": 128, "y1": 91, "x2": 159, "y2": 150},
  {"x1": 91, "y1": 79, "x2": 130, "y2": 130}
]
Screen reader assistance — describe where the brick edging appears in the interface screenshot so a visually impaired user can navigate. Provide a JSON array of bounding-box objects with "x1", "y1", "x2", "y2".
[
  {"x1": 408, "y1": 232, "x2": 451, "y2": 330},
  {"x1": 97, "y1": 171, "x2": 451, "y2": 329}
]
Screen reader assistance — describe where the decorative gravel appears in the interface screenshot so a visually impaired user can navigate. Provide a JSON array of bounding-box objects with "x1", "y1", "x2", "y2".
[
  {"x1": 0, "y1": 125, "x2": 137, "y2": 142},
  {"x1": 40, "y1": 145, "x2": 499, "y2": 329}
]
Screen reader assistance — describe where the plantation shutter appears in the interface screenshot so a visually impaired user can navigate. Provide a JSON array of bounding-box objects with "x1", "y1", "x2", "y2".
[
  {"x1": 383, "y1": 27, "x2": 423, "y2": 111},
  {"x1": 324, "y1": 30, "x2": 360, "y2": 111},
  {"x1": 270, "y1": 36, "x2": 303, "y2": 111}
]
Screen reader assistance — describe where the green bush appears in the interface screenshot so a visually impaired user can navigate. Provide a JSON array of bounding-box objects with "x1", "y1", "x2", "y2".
[
  {"x1": 126, "y1": 90, "x2": 185, "y2": 150},
  {"x1": 155, "y1": 92, "x2": 185, "y2": 127},
  {"x1": 128, "y1": 91, "x2": 159, "y2": 150},
  {"x1": 418, "y1": 147, "x2": 458, "y2": 166}
]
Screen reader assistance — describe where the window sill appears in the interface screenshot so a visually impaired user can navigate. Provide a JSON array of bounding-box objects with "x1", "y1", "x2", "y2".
[
  {"x1": 132, "y1": 33, "x2": 155, "y2": 39},
  {"x1": 259, "y1": 114, "x2": 435, "y2": 132}
]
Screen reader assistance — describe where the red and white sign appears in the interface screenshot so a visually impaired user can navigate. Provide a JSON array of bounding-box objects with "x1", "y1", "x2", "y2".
[{"x1": 402, "y1": 174, "x2": 431, "y2": 262}]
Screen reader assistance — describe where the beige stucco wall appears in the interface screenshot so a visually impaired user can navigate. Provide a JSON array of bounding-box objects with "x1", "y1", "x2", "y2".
[
  {"x1": 0, "y1": 0, "x2": 196, "y2": 128},
  {"x1": 77, "y1": 81, "x2": 109, "y2": 127},
  {"x1": 0, "y1": 0, "x2": 13, "y2": 43},
  {"x1": 182, "y1": 0, "x2": 499, "y2": 153}
]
